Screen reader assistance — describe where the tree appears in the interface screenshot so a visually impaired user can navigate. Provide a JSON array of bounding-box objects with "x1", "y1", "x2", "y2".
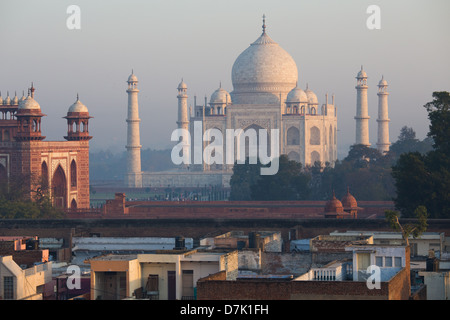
[
  {"x1": 424, "y1": 91, "x2": 450, "y2": 154},
  {"x1": 398, "y1": 126, "x2": 417, "y2": 141},
  {"x1": 385, "y1": 206, "x2": 428, "y2": 246},
  {"x1": 344, "y1": 144, "x2": 383, "y2": 168},
  {"x1": 250, "y1": 155, "x2": 311, "y2": 201},
  {"x1": 229, "y1": 158, "x2": 262, "y2": 201},
  {"x1": 0, "y1": 173, "x2": 64, "y2": 219},
  {"x1": 391, "y1": 92, "x2": 450, "y2": 218},
  {"x1": 389, "y1": 126, "x2": 432, "y2": 159},
  {"x1": 391, "y1": 152, "x2": 431, "y2": 217}
]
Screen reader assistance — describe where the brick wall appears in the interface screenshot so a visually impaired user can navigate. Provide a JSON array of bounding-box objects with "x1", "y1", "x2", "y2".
[
  {"x1": 261, "y1": 252, "x2": 312, "y2": 276},
  {"x1": 67, "y1": 200, "x2": 395, "y2": 220},
  {"x1": 196, "y1": 276, "x2": 408, "y2": 300},
  {"x1": 9, "y1": 249, "x2": 49, "y2": 268}
]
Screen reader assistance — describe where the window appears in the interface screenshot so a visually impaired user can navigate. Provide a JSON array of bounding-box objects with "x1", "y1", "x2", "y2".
[
  {"x1": 310, "y1": 126, "x2": 320, "y2": 145},
  {"x1": 375, "y1": 256, "x2": 383, "y2": 267},
  {"x1": 394, "y1": 257, "x2": 402, "y2": 267},
  {"x1": 357, "y1": 253, "x2": 370, "y2": 271},
  {"x1": 182, "y1": 270, "x2": 194, "y2": 300},
  {"x1": 287, "y1": 127, "x2": 300, "y2": 145},
  {"x1": 70, "y1": 160, "x2": 77, "y2": 188},
  {"x1": 3, "y1": 276, "x2": 14, "y2": 299},
  {"x1": 385, "y1": 257, "x2": 392, "y2": 267}
]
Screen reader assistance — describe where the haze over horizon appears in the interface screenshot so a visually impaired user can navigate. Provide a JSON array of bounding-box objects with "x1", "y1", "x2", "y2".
[{"x1": 1, "y1": 0, "x2": 449, "y2": 160}]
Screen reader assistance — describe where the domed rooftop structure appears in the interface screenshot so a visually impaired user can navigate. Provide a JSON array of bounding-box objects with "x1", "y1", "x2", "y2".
[
  {"x1": 378, "y1": 75, "x2": 388, "y2": 86},
  {"x1": 12, "y1": 92, "x2": 19, "y2": 105},
  {"x1": 324, "y1": 192, "x2": 344, "y2": 214},
  {"x1": 286, "y1": 86, "x2": 308, "y2": 103},
  {"x1": 177, "y1": 79, "x2": 187, "y2": 90},
  {"x1": 231, "y1": 16, "x2": 298, "y2": 105},
  {"x1": 210, "y1": 86, "x2": 231, "y2": 104},
  {"x1": 341, "y1": 187, "x2": 358, "y2": 209},
  {"x1": 68, "y1": 95, "x2": 89, "y2": 113},
  {"x1": 128, "y1": 71, "x2": 138, "y2": 83},
  {"x1": 305, "y1": 84, "x2": 318, "y2": 105},
  {"x1": 18, "y1": 95, "x2": 40, "y2": 111},
  {"x1": 357, "y1": 65, "x2": 367, "y2": 79},
  {"x1": 4, "y1": 92, "x2": 11, "y2": 105}
]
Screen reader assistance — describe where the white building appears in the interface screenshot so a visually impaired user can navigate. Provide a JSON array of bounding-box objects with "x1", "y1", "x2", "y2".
[
  {"x1": 131, "y1": 16, "x2": 390, "y2": 188},
  {"x1": 0, "y1": 255, "x2": 53, "y2": 300},
  {"x1": 88, "y1": 250, "x2": 238, "y2": 300},
  {"x1": 141, "y1": 16, "x2": 339, "y2": 188},
  {"x1": 329, "y1": 230, "x2": 445, "y2": 258}
]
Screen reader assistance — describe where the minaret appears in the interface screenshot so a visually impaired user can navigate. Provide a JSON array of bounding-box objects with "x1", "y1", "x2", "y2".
[
  {"x1": 376, "y1": 76, "x2": 390, "y2": 154},
  {"x1": 177, "y1": 79, "x2": 190, "y2": 166},
  {"x1": 125, "y1": 70, "x2": 142, "y2": 187},
  {"x1": 354, "y1": 66, "x2": 370, "y2": 147}
]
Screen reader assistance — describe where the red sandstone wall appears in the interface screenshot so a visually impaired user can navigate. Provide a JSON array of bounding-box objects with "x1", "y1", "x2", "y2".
[
  {"x1": 2, "y1": 140, "x2": 91, "y2": 209},
  {"x1": 67, "y1": 200, "x2": 395, "y2": 220}
]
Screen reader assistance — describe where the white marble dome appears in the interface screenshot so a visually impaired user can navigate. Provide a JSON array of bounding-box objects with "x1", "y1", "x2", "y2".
[
  {"x1": 128, "y1": 73, "x2": 138, "y2": 82},
  {"x1": 4, "y1": 93, "x2": 11, "y2": 105},
  {"x1": 286, "y1": 86, "x2": 308, "y2": 103},
  {"x1": 18, "y1": 95, "x2": 40, "y2": 110},
  {"x1": 231, "y1": 30, "x2": 298, "y2": 104},
  {"x1": 357, "y1": 67, "x2": 367, "y2": 79},
  {"x1": 68, "y1": 97, "x2": 88, "y2": 113},
  {"x1": 210, "y1": 87, "x2": 231, "y2": 104},
  {"x1": 178, "y1": 80, "x2": 187, "y2": 90},
  {"x1": 378, "y1": 76, "x2": 388, "y2": 86},
  {"x1": 305, "y1": 87, "x2": 318, "y2": 105}
]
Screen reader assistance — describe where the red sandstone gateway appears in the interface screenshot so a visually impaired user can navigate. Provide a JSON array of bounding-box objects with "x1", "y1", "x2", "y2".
[{"x1": 0, "y1": 85, "x2": 92, "y2": 210}]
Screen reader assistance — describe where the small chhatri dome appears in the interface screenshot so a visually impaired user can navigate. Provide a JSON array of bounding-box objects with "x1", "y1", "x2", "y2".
[
  {"x1": 378, "y1": 75, "x2": 388, "y2": 86},
  {"x1": 357, "y1": 65, "x2": 367, "y2": 79},
  {"x1": 4, "y1": 92, "x2": 11, "y2": 105},
  {"x1": 325, "y1": 191, "x2": 344, "y2": 213},
  {"x1": 305, "y1": 84, "x2": 318, "y2": 105},
  {"x1": 68, "y1": 94, "x2": 89, "y2": 113},
  {"x1": 178, "y1": 79, "x2": 187, "y2": 90},
  {"x1": 128, "y1": 70, "x2": 138, "y2": 83},
  {"x1": 341, "y1": 187, "x2": 358, "y2": 209},
  {"x1": 18, "y1": 95, "x2": 40, "y2": 110},
  {"x1": 210, "y1": 85, "x2": 231, "y2": 104},
  {"x1": 12, "y1": 92, "x2": 19, "y2": 105},
  {"x1": 286, "y1": 85, "x2": 308, "y2": 103}
]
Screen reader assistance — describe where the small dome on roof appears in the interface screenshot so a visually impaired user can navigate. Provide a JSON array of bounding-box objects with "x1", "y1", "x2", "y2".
[
  {"x1": 378, "y1": 76, "x2": 388, "y2": 86},
  {"x1": 178, "y1": 79, "x2": 187, "y2": 90},
  {"x1": 12, "y1": 92, "x2": 19, "y2": 105},
  {"x1": 341, "y1": 188, "x2": 358, "y2": 209},
  {"x1": 4, "y1": 92, "x2": 11, "y2": 105},
  {"x1": 357, "y1": 66, "x2": 367, "y2": 78},
  {"x1": 18, "y1": 95, "x2": 40, "y2": 110},
  {"x1": 68, "y1": 95, "x2": 88, "y2": 113},
  {"x1": 210, "y1": 87, "x2": 231, "y2": 104},
  {"x1": 128, "y1": 72, "x2": 138, "y2": 82},
  {"x1": 286, "y1": 86, "x2": 308, "y2": 103},
  {"x1": 324, "y1": 192, "x2": 344, "y2": 213},
  {"x1": 305, "y1": 85, "x2": 318, "y2": 105}
]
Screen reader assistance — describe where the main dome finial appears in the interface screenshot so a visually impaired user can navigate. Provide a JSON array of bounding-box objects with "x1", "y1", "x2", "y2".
[{"x1": 262, "y1": 14, "x2": 266, "y2": 34}]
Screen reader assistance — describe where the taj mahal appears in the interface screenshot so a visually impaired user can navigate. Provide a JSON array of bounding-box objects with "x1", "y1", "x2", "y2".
[{"x1": 124, "y1": 16, "x2": 390, "y2": 188}]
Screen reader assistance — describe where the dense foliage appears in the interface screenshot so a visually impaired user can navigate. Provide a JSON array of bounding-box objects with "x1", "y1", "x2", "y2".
[
  {"x1": 392, "y1": 92, "x2": 450, "y2": 218},
  {"x1": 0, "y1": 174, "x2": 64, "y2": 219}
]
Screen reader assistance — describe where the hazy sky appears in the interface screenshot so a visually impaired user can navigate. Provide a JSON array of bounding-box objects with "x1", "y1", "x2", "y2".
[{"x1": 1, "y1": 0, "x2": 449, "y2": 158}]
